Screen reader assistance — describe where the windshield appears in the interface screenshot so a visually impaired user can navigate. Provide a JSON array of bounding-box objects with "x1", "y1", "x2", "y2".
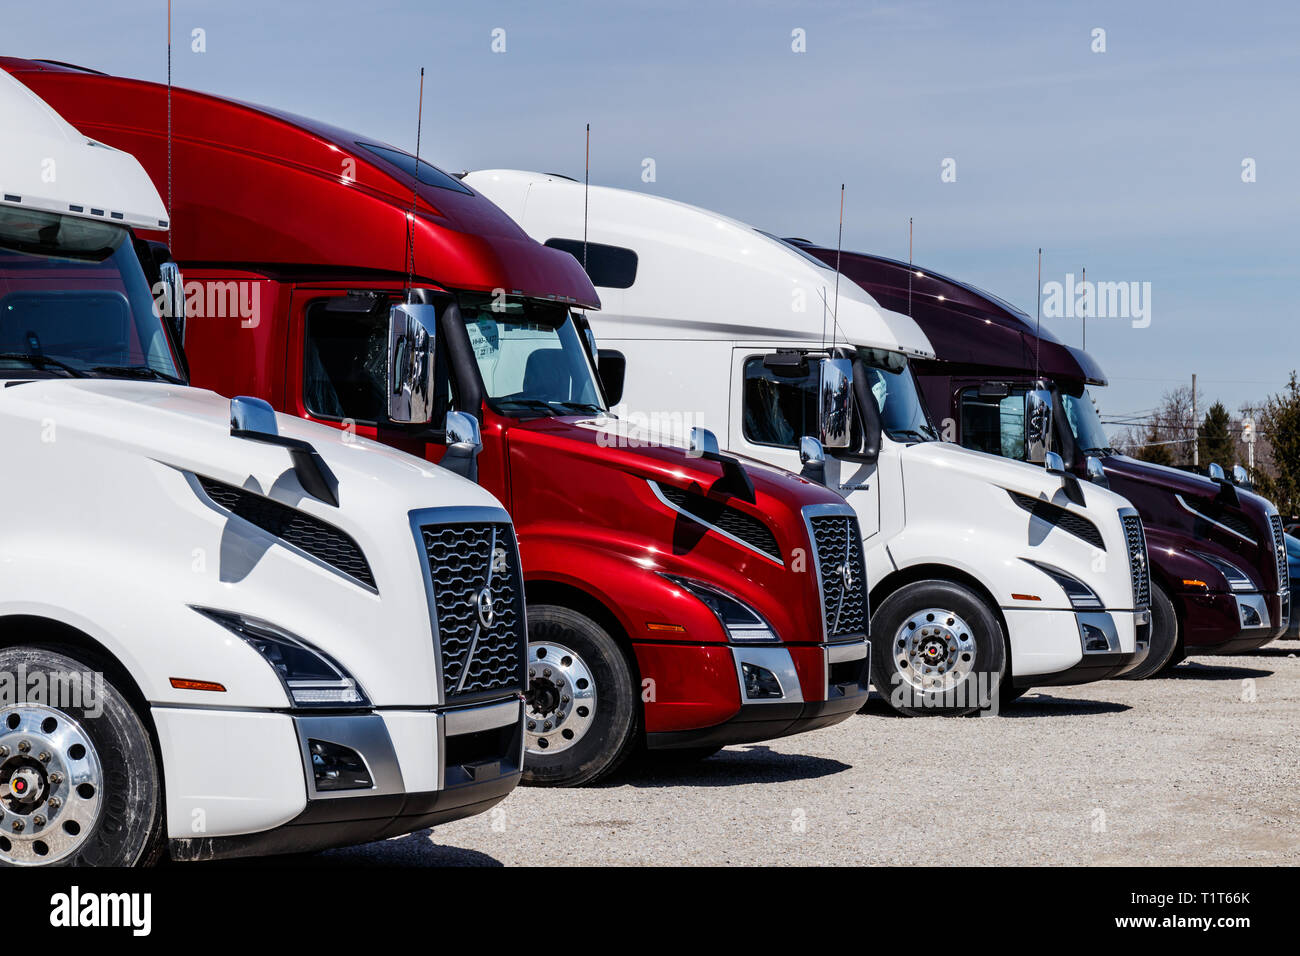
[
  {"x1": 1061, "y1": 389, "x2": 1114, "y2": 454},
  {"x1": 0, "y1": 207, "x2": 180, "y2": 381},
  {"x1": 859, "y1": 347, "x2": 938, "y2": 443},
  {"x1": 458, "y1": 294, "x2": 606, "y2": 417}
]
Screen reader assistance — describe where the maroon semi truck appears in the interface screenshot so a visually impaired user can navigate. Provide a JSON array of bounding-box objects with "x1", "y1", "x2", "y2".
[{"x1": 787, "y1": 241, "x2": 1289, "y2": 677}]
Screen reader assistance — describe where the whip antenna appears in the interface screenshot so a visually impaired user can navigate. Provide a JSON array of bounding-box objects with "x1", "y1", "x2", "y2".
[
  {"x1": 1034, "y1": 248, "x2": 1043, "y2": 381},
  {"x1": 907, "y1": 217, "x2": 913, "y2": 318},
  {"x1": 583, "y1": 123, "x2": 590, "y2": 274},
  {"x1": 405, "y1": 67, "x2": 425, "y2": 298},
  {"x1": 831, "y1": 183, "x2": 844, "y2": 350},
  {"x1": 166, "y1": 0, "x2": 172, "y2": 252}
]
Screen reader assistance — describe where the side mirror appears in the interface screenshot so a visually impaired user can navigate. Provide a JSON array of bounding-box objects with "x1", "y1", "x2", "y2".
[
  {"x1": 689, "y1": 427, "x2": 721, "y2": 458},
  {"x1": 1085, "y1": 455, "x2": 1109, "y2": 488},
  {"x1": 1208, "y1": 462, "x2": 1225, "y2": 482},
  {"x1": 799, "y1": 435, "x2": 827, "y2": 485},
  {"x1": 818, "y1": 357, "x2": 854, "y2": 450},
  {"x1": 1044, "y1": 450, "x2": 1067, "y2": 474},
  {"x1": 1025, "y1": 387, "x2": 1054, "y2": 464},
  {"x1": 1232, "y1": 465, "x2": 1249, "y2": 487},
  {"x1": 230, "y1": 395, "x2": 278, "y2": 436},
  {"x1": 387, "y1": 302, "x2": 439, "y2": 424},
  {"x1": 1046, "y1": 450, "x2": 1086, "y2": 506},
  {"x1": 441, "y1": 410, "x2": 483, "y2": 483},
  {"x1": 160, "y1": 261, "x2": 186, "y2": 344},
  {"x1": 597, "y1": 350, "x2": 626, "y2": 406}
]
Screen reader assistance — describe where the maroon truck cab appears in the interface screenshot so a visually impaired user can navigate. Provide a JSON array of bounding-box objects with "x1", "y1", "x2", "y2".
[
  {"x1": 788, "y1": 240, "x2": 1290, "y2": 672},
  {"x1": 6, "y1": 59, "x2": 873, "y2": 785}
]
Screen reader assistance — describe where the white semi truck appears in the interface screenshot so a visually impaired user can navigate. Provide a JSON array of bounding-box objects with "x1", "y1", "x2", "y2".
[
  {"x1": 0, "y1": 72, "x2": 526, "y2": 866},
  {"x1": 467, "y1": 170, "x2": 1153, "y2": 716}
]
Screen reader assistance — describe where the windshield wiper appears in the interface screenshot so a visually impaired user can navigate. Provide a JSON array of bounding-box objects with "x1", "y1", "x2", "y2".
[
  {"x1": 90, "y1": 364, "x2": 185, "y2": 385},
  {"x1": 1080, "y1": 446, "x2": 1118, "y2": 457},
  {"x1": 890, "y1": 428, "x2": 936, "y2": 443},
  {"x1": 0, "y1": 352, "x2": 88, "y2": 377},
  {"x1": 545, "y1": 400, "x2": 605, "y2": 415}
]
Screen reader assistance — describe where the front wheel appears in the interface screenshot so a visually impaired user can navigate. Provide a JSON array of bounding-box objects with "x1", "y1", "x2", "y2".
[
  {"x1": 522, "y1": 606, "x2": 639, "y2": 787},
  {"x1": 0, "y1": 646, "x2": 163, "y2": 867},
  {"x1": 870, "y1": 579, "x2": 1007, "y2": 717},
  {"x1": 1121, "y1": 583, "x2": 1179, "y2": 680}
]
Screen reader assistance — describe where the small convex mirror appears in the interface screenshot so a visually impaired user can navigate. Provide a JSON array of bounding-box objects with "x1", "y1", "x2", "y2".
[
  {"x1": 818, "y1": 357, "x2": 854, "y2": 450},
  {"x1": 387, "y1": 302, "x2": 439, "y2": 425}
]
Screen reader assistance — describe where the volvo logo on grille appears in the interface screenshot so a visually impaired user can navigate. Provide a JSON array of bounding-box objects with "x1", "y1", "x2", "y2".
[
  {"x1": 477, "y1": 587, "x2": 495, "y2": 628},
  {"x1": 837, "y1": 561, "x2": 853, "y2": 592}
]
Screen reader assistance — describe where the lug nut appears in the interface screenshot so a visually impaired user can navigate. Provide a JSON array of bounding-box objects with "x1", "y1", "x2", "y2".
[
  {"x1": 47, "y1": 797, "x2": 60, "y2": 810},
  {"x1": 17, "y1": 741, "x2": 30, "y2": 754},
  {"x1": 48, "y1": 773, "x2": 62, "y2": 786},
  {"x1": 33, "y1": 815, "x2": 44, "y2": 827},
  {"x1": 38, "y1": 752, "x2": 50, "y2": 763},
  {"x1": 0, "y1": 745, "x2": 9, "y2": 757},
  {"x1": 11, "y1": 820, "x2": 22, "y2": 833}
]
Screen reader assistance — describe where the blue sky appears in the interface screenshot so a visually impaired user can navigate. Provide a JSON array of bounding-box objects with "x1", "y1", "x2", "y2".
[{"x1": 7, "y1": 0, "x2": 1298, "y2": 428}]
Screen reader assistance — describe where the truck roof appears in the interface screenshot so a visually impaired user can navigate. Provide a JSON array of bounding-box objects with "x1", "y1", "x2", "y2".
[
  {"x1": 0, "y1": 68, "x2": 168, "y2": 230},
  {"x1": 787, "y1": 240, "x2": 1106, "y2": 387},
  {"x1": 464, "y1": 169, "x2": 935, "y2": 359},
  {"x1": 0, "y1": 58, "x2": 599, "y2": 309}
]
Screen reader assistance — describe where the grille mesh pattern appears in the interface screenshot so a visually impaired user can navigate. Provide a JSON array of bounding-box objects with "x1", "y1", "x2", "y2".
[
  {"x1": 1009, "y1": 491, "x2": 1105, "y2": 551},
  {"x1": 197, "y1": 476, "x2": 375, "y2": 589},
  {"x1": 421, "y1": 523, "x2": 525, "y2": 699},
  {"x1": 1270, "y1": 514, "x2": 1289, "y2": 592},
  {"x1": 657, "y1": 483, "x2": 781, "y2": 560},
  {"x1": 809, "y1": 513, "x2": 868, "y2": 640},
  {"x1": 1123, "y1": 514, "x2": 1151, "y2": 608}
]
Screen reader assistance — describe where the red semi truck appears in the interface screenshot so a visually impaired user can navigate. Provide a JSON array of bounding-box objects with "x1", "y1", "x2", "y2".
[{"x1": 6, "y1": 59, "x2": 874, "y2": 785}]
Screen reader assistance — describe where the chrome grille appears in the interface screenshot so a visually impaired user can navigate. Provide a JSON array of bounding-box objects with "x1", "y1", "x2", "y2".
[
  {"x1": 1270, "y1": 514, "x2": 1289, "y2": 592},
  {"x1": 420, "y1": 522, "x2": 525, "y2": 700},
  {"x1": 1123, "y1": 514, "x2": 1151, "y2": 608},
  {"x1": 807, "y1": 511, "x2": 868, "y2": 640}
]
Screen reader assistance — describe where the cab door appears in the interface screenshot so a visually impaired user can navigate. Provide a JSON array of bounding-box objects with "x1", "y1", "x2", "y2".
[{"x1": 727, "y1": 347, "x2": 881, "y2": 541}]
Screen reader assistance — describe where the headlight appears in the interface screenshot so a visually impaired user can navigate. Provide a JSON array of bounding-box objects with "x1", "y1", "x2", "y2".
[
  {"x1": 194, "y1": 608, "x2": 369, "y2": 708},
  {"x1": 1190, "y1": 552, "x2": 1255, "y2": 592},
  {"x1": 661, "y1": 575, "x2": 779, "y2": 642},
  {"x1": 1025, "y1": 560, "x2": 1103, "y2": 610}
]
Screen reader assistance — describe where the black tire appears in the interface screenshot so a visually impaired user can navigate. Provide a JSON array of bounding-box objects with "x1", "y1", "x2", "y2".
[
  {"x1": 870, "y1": 579, "x2": 1007, "y2": 717},
  {"x1": 0, "y1": 646, "x2": 163, "y2": 867},
  {"x1": 1121, "y1": 582, "x2": 1179, "y2": 680},
  {"x1": 522, "y1": 606, "x2": 639, "y2": 787}
]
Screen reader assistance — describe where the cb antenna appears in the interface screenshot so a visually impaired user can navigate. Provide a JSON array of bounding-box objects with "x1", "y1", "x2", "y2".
[
  {"x1": 907, "y1": 216, "x2": 913, "y2": 318},
  {"x1": 583, "y1": 123, "x2": 590, "y2": 274},
  {"x1": 404, "y1": 67, "x2": 425, "y2": 299},
  {"x1": 831, "y1": 183, "x2": 844, "y2": 350},
  {"x1": 1034, "y1": 247, "x2": 1043, "y2": 382},
  {"x1": 166, "y1": 0, "x2": 173, "y2": 252}
]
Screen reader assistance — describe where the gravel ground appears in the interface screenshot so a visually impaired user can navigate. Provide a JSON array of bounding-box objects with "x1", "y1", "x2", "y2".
[{"x1": 315, "y1": 646, "x2": 1300, "y2": 867}]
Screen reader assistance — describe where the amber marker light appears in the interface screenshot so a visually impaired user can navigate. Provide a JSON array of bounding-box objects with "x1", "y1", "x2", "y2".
[
  {"x1": 646, "y1": 622, "x2": 687, "y2": 633},
  {"x1": 1182, "y1": 579, "x2": 1209, "y2": 589},
  {"x1": 170, "y1": 677, "x2": 227, "y2": 692},
  {"x1": 1010, "y1": 593, "x2": 1042, "y2": 602}
]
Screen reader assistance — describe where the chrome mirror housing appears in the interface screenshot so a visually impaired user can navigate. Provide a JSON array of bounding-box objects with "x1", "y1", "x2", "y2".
[
  {"x1": 387, "y1": 302, "x2": 439, "y2": 425},
  {"x1": 1232, "y1": 464, "x2": 1249, "y2": 486},
  {"x1": 441, "y1": 410, "x2": 483, "y2": 483},
  {"x1": 1044, "y1": 450, "x2": 1066, "y2": 474},
  {"x1": 1025, "y1": 387, "x2": 1054, "y2": 464},
  {"x1": 1085, "y1": 455, "x2": 1109, "y2": 487},
  {"x1": 159, "y1": 260, "x2": 186, "y2": 343},
  {"x1": 229, "y1": 395, "x2": 278, "y2": 437},
  {"x1": 1208, "y1": 462, "x2": 1225, "y2": 482},
  {"x1": 799, "y1": 435, "x2": 827, "y2": 485},
  {"x1": 689, "y1": 426, "x2": 721, "y2": 458},
  {"x1": 818, "y1": 357, "x2": 854, "y2": 450}
]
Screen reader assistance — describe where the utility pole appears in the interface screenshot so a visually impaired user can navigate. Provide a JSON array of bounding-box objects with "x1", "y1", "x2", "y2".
[{"x1": 1191, "y1": 373, "x2": 1198, "y2": 468}]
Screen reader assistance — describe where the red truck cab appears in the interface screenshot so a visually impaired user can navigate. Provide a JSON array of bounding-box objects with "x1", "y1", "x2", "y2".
[{"x1": 8, "y1": 59, "x2": 873, "y2": 785}]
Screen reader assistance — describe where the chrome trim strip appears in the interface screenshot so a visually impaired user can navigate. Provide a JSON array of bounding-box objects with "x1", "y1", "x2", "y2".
[
  {"x1": 444, "y1": 697, "x2": 521, "y2": 737},
  {"x1": 827, "y1": 639, "x2": 868, "y2": 663},
  {"x1": 293, "y1": 713, "x2": 405, "y2": 800},
  {"x1": 647, "y1": 480, "x2": 783, "y2": 565},
  {"x1": 1174, "y1": 494, "x2": 1255, "y2": 545},
  {"x1": 731, "y1": 645, "x2": 803, "y2": 704}
]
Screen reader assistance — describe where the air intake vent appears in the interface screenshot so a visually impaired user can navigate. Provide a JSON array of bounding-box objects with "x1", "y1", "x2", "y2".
[
  {"x1": 653, "y1": 482, "x2": 781, "y2": 561},
  {"x1": 1270, "y1": 514, "x2": 1289, "y2": 592},
  {"x1": 420, "y1": 522, "x2": 526, "y2": 701},
  {"x1": 197, "y1": 476, "x2": 375, "y2": 589},
  {"x1": 1122, "y1": 514, "x2": 1151, "y2": 608},
  {"x1": 807, "y1": 511, "x2": 869, "y2": 641},
  {"x1": 1008, "y1": 491, "x2": 1105, "y2": 551}
]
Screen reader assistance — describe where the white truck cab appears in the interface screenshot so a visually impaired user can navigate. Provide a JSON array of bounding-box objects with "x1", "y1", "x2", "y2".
[
  {"x1": 0, "y1": 73, "x2": 526, "y2": 866},
  {"x1": 467, "y1": 169, "x2": 1153, "y2": 716}
]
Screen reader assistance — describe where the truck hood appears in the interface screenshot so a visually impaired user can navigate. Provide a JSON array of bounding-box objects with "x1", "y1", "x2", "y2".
[
  {"x1": 905, "y1": 438, "x2": 1132, "y2": 512},
  {"x1": 0, "y1": 378, "x2": 499, "y2": 513}
]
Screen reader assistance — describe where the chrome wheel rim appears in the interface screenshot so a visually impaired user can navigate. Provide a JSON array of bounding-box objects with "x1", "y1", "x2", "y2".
[
  {"x1": 0, "y1": 704, "x2": 103, "y2": 865},
  {"x1": 524, "y1": 641, "x2": 596, "y2": 756},
  {"x1": 892, "y1": 607, "x2": 977, "y2": 693}
]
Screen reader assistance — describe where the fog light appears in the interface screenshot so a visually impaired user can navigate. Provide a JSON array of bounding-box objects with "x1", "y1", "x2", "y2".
[
  {"x1": 741, "y1": 662, "x2": 783, "y2": 699},
  {"x1": 309, "y1": 739, "x2": 373, "y2": 792},
  {"x1": 1240, "y1": 604, "x2": 1262, "y2": 627},
  {"x1": 1080, "y1": 623, "x2": 1111, "y2": 653}
]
